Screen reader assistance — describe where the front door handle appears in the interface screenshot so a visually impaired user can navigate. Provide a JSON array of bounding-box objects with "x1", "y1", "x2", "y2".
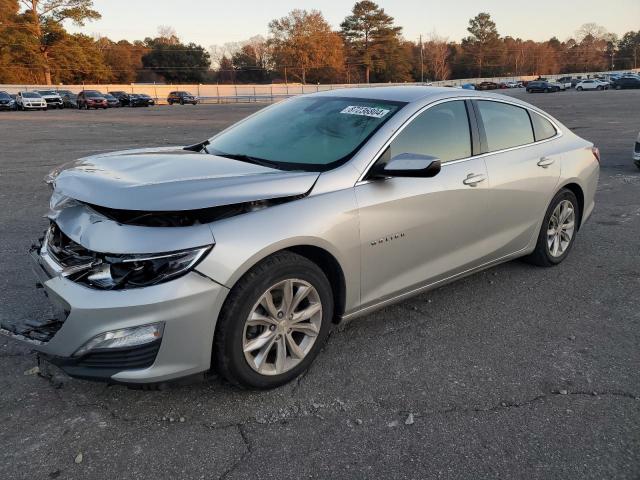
[
  {"x1": 537, "y1": 157, "x2": 555, "y2": 168},
  {"x1": 463, "y1": 173, "x2": 486, "y2": 186}
]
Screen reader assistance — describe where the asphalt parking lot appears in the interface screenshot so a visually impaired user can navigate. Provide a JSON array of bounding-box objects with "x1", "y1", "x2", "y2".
[{"x1": 1, "y1": 88, "x2": 639, "y2": 480}]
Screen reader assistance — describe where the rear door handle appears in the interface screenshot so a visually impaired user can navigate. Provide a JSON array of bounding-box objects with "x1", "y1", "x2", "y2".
[
  {"x1": 537, "y1": 157, "x2": 555, "y2": 168},
  {"x1": 463, "y1": 173, "x2": 486, "y2": 186}
]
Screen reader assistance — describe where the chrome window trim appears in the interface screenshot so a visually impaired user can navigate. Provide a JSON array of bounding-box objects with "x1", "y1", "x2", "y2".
[{"x1": 356, "y1": 96, "x2": 563, "y2": 184}]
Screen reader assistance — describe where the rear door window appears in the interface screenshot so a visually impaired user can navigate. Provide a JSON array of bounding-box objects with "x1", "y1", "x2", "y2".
[{"x1": 476, "y1": 101, "x2": 534, "y2": 152}]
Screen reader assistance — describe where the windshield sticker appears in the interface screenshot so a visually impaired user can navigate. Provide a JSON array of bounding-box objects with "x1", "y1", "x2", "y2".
[{"x1": 340, "y1": 105, "x2": 390, "y2": 118}]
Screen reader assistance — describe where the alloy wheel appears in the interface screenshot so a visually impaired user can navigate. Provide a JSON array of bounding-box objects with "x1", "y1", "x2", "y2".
[
  {"x1": 547, "y1": 200, "x2": 575, "y2": 257},
  {"x1": 243, "y1": 278, "x2": 322, "y2": 376}
]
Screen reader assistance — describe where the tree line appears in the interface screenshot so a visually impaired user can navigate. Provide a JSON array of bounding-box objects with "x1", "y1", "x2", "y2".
[{"x1": 1, "y1": 0, "x2": 638, "y2": 85}]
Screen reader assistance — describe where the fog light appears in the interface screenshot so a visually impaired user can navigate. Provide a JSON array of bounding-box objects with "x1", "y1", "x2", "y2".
[{"x1": 73, "y1": 323, "x2": 164, "y2": 357}]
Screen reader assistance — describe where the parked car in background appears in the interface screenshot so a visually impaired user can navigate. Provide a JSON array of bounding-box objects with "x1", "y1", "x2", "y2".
[
  {"x1": 138, "y1": 93, "x2": 156, "y2": 106},
  {"x1": 103, "y1": 93, "x2": 121, "y2": 108},
  {"x1": 128, "y1": 93, "x2": 151, "y2": 107},
  {"x1": 23, "y1": 87, "x2": 599, "y2": 388},
  {"x1": 549, "y1": 81, "x2": 566, "y2": 91},
  {"x1": 556, "y1": 77, "x2": 573, "y2": 89},
  {"x1": 0, "y1": 91, "x2": 17, "y2": 111},
  {"x1": 526, "y1": 81, "x2": 559, "y2": 93},
  {"x1": 475, "y1": 81, "x2": 499, "y2": 91},
  {"x1": 111, "y1": 92, "x2": 149, "y2": 107},
  {"x1": 576, "y1": 79, "x2": 608, "y2": 91},
  {"x1": 167, "y1": 91, "x2": 198, "y2": 105},
  {"x1": 56, "y1": 90, "x2": 76, "y2": 108},
  {"x1": 60, "y1": 92, "x2": 78, "y2": 109},
  {"x1": 459, "y1": 83, "x2": 476, "y2": 90},
  {"x1": 504, "y1": 81, "x2": 523, "y2": 88},
  {"x1": 36, "y1": 90, "x2": 64, "y2": 109},
  {"x1": 612, "y1": 77, "x2": 640, "y2": 90},
  {"x1": 108, "y1": 91, "x2": 129, "y2": 106},
  {"x1": 570, "y1": 78, "x2": 583, "y2": 88},
  {"x1": 634, "y1": 131, "x2": 640, "y2": 170},
  {"x1": 77, "y1": 90, "x2": 108, "y2": 109},
  {"x1": 16, "y1": 91, "x2": 47, "y2": 110}
]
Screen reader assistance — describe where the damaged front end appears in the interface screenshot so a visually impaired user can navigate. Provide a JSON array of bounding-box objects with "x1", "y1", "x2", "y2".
[{"x1": 2, "y1": 148, "x2": 319, "y2": 383}]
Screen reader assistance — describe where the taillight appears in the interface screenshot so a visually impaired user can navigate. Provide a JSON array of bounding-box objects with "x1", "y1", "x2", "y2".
[{"x1": 592, "y1": 146, "x2": 600, "y2": 163}]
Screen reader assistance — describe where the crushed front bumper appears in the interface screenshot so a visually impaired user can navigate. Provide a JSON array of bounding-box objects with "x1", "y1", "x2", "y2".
[{"x1": 3, "y1": 242, "x2": 230, "y2": 384}]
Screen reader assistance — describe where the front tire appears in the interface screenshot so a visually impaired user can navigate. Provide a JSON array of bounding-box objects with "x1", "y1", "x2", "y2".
[
  {"x1": 214, "y1": 251, "x2": 333, "y2": 389},
  {"x1": 524, "y1": 188, "x2": 580, "y2": 267},
  {"x1": 577, "y1": 86, "x2": 583, "y2": 91}
]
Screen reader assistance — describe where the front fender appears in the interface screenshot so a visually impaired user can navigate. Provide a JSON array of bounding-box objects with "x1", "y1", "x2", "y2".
[{"x1": 195, "y1": 188, "x2": 361, "y2": 312}]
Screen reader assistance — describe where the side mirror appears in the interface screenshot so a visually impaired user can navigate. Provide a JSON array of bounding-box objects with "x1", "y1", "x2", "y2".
[{"x1": 377, "y1": 153, "x2": 441, "y2": 178}]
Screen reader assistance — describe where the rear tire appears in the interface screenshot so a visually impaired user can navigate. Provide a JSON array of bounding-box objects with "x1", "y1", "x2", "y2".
[
  {"x1": 577, "y1": 86, "x2": 583, "y2": 91},
  {"x1": 213, "y1": 251, "x2": 333, "y2": 389},
  {"x1": 524, "y1": 188, "x2": 580, "y2": 267}
]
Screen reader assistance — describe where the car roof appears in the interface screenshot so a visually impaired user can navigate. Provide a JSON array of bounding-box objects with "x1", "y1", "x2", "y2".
[{"x1": 311, "y1": 86, "x2": 527, "y2": 105}]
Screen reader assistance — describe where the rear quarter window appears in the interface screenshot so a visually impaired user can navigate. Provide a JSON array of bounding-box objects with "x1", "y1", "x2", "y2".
[{"x1": 530, "y1": 112, "x2": 557, "y2": 141}]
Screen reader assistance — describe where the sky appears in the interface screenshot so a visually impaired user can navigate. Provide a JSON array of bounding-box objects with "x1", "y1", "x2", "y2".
[{"x1": 69, "y1": 0, "x2": 640, "y2": 47}]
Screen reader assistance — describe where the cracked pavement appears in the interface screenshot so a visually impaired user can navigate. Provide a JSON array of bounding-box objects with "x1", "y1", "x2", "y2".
[{"x1": 1, "y1": 90, "x2": 639, "y2": 479}]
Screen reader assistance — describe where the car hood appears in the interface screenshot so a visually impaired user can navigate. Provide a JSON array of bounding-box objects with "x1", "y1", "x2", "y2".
[{"x1": 51, "y1": 147, "x2": 320, "y2": 211}]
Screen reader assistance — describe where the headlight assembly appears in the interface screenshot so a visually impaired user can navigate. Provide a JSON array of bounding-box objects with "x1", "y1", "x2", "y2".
[{"x1": 69, "y1": 246, "x2": 212, "y2": 290}]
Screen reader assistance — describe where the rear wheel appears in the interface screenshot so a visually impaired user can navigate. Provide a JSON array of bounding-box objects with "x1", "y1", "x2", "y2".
[
  {"x1": 214, "y1": 251, "x2": 333, "y2": 389},
  {"x1": 577, "y1": 86, "x2": 583, "y2": 91},
  {"x1": 524, "y1": 188, "x2": 579, "y2": 267}
]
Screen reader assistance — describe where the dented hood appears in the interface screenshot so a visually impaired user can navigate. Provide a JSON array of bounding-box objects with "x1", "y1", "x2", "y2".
[{"x1": 51, "y1": 147, "x2": 320, "y2": 211}]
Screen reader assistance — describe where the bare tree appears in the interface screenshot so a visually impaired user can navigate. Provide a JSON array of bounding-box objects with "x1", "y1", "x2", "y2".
[{"x1": 425, "y1": 33, "x2": 450, "y2": 80}]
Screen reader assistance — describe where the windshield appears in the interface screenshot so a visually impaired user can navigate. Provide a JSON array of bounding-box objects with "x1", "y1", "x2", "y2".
[
  {"x1": 85, "y1": 91, "x2": 102, "y2": 97},
  {"x1": 22, "y1": 92, "x2": 41, "y2": 98},
  {"x1": 207, "y1": 96, "x2": 405, "y2": 171},
  {"x1": 0, "y1": 92, "x2": 9, "y2": 99},
  {"x1": 37, "y1": 91, "x2": 56, "y2": 95}
]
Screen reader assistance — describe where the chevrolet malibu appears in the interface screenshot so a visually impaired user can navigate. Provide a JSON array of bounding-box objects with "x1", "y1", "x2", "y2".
[{"x1": 12, "y1": 87, "x2": 600, "y2": 389}]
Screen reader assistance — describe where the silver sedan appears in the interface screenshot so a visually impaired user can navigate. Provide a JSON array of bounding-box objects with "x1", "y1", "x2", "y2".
[{"x1": 14, "y1": 87, "x2": 599, "y2": 389}]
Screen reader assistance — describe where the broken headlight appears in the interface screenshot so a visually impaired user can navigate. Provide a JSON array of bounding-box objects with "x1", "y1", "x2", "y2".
[{"x1": 71, "y1": 246, "x2": 211, "y2": 290}]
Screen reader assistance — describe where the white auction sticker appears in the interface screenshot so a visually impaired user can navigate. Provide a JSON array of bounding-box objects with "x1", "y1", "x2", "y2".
[{"x1": 340, "y1": 105, "x2": 390, "y2": 118}]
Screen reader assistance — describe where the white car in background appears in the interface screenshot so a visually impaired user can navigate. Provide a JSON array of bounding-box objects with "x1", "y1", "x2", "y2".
[
  {"x1": 575, "y1": 79, "x2": 608, "y2": 91},
  {"x1": 16, "y1": 91, "x2": 47, "y2": 110},
  {"x1": 36, "y1": 90, "x2": 64, "y2": 109},
  {"x1": 549, "y1": 81, "x2": 567, "y2": 91}
]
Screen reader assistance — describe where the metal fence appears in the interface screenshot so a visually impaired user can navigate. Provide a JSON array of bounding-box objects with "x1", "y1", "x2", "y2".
[{"x1": 2, "y1": 68, "x2": 638, "y2": 104}]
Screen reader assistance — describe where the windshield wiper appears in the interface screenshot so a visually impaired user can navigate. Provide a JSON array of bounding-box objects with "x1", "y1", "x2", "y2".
[{"x1": 183, "y1": 140, "x2": 210, "y2": 153}]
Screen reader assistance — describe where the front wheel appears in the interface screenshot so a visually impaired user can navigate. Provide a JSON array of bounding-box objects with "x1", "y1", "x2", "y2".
[
  {"x1": 214, "y1": 251, "x2": 333, "y2": 389},
  {"x1": 577, "y1": 86, "x2": 583, "y2": 91},
  {"x1": 524, "y1": 189, "x2": 580, "y2": 267}
]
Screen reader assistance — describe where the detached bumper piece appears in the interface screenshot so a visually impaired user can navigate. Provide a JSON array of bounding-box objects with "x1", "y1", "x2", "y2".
[{"x1": 40, "y1": 339, "x2": 161, "y2": 381}]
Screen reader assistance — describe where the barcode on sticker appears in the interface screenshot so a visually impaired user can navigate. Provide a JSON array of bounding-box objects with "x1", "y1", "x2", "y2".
[{"x1": 340, "y1": 105, "x2": 390, "y2": 118}]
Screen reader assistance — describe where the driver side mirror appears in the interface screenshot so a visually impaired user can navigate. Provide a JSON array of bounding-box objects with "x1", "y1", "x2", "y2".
[{"x1": 374, "y1": 153, "x2": 441, "y2": 178}]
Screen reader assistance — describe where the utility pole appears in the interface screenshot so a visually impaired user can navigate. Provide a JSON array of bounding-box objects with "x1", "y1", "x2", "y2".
[
  {"x1": 419, "y1": 35, "x2": 424, "y2": 83},
  {"x1": 611, "y1": 52, "x2": 615, "y2": 71}
]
